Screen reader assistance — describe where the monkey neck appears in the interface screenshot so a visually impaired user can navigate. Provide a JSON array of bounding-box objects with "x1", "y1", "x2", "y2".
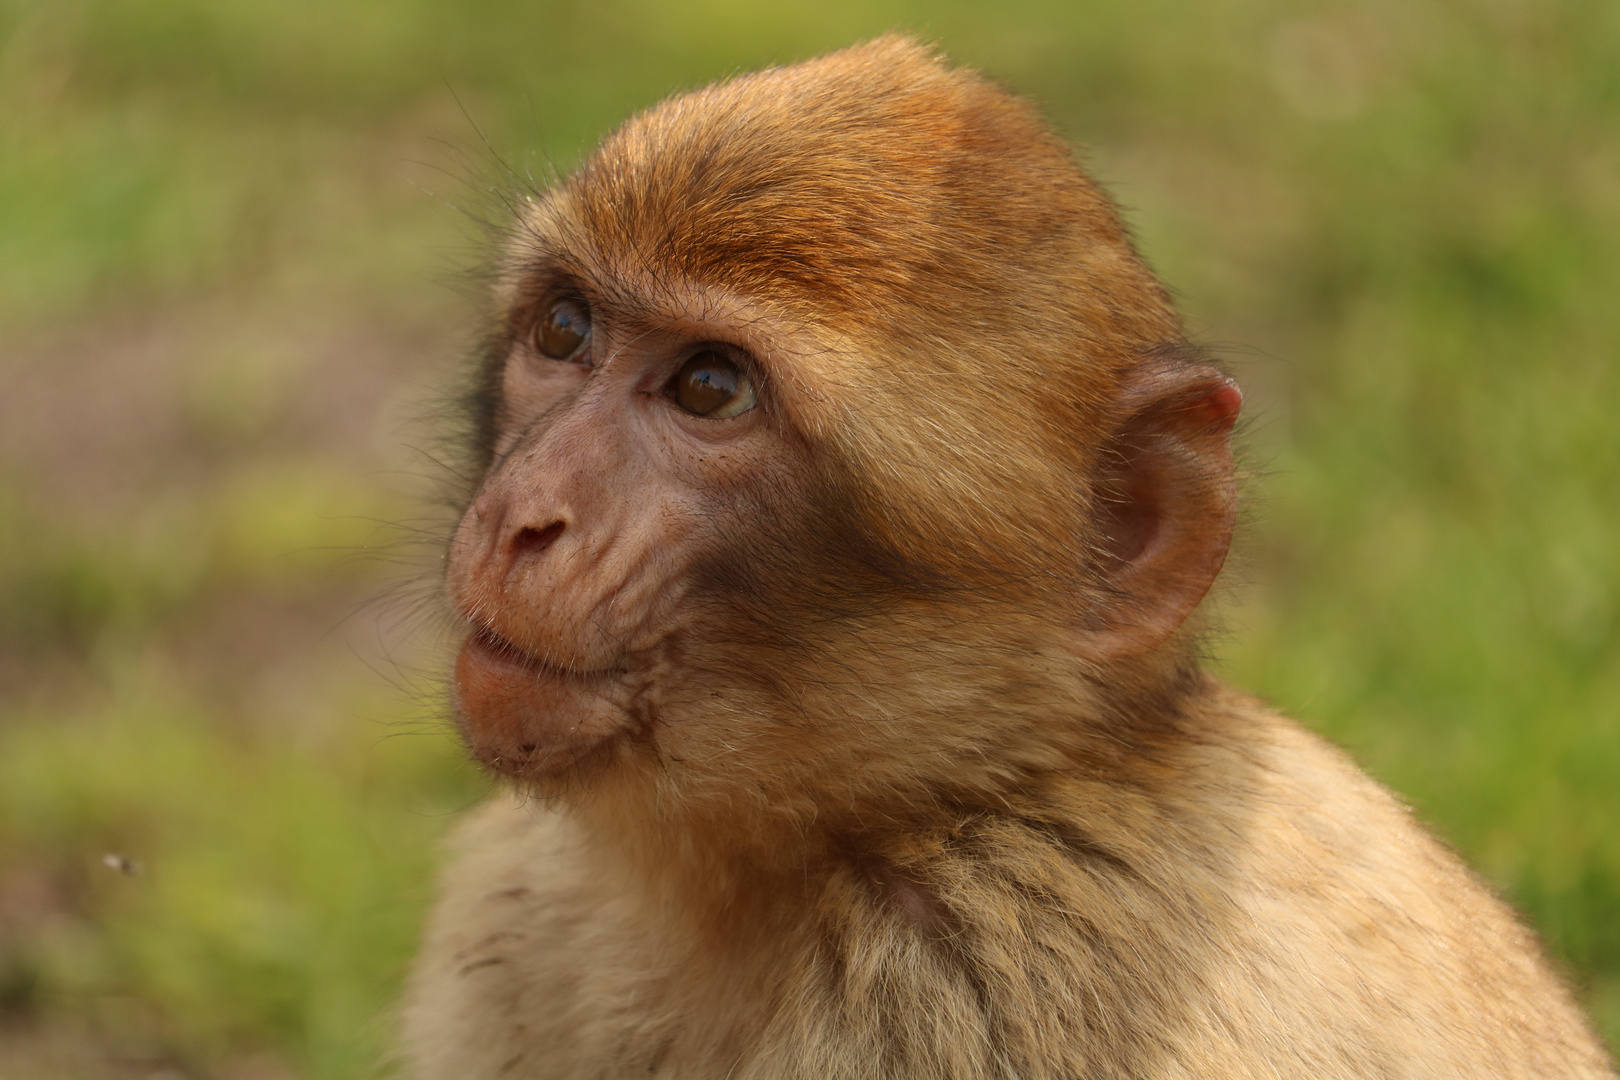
[
  {"x1": 566, "y1": 776, "x2": 835, "y2": 953},
  {"x1": 561, "y1": 649, "x2": 1221, "y2": 940}
]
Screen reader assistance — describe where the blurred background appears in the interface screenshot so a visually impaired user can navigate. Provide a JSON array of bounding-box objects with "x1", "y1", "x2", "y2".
[{"x1": 0, "y1": 0, "x2": 1615, "y2": 1076}]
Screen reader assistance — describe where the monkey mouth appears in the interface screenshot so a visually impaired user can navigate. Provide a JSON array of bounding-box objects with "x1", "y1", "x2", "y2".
[
  {"x1": 464, "y1": 626, "x2": 618, "y2": 680},
  {"x1": 453, "y1": 627, "x2": 632, "y2": 780}
]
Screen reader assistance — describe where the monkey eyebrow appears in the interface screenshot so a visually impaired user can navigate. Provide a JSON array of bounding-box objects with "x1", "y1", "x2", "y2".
[{"x1": 574, "y1": 262, "x2": 770, "y2": 333}]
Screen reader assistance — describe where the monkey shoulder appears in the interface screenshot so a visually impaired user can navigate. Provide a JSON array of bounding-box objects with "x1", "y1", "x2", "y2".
[{"x1": 1165, "y1": 691, "x2": 1611, "y2": 1077}]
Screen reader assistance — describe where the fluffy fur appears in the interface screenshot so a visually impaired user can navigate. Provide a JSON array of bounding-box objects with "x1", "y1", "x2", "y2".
[{"x1": 403, "y1": 37, "x2": 1615, "y2": 1079}]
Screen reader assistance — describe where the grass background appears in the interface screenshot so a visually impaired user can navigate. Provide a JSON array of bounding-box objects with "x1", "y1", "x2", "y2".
[{"x1": 0, "y1": 0, "x2": 1616, "y2": 1075}]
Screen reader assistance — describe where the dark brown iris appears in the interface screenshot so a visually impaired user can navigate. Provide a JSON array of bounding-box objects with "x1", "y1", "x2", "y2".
[
  {"x1": 533, "y1": 299, "x2": 591, "y2": 360},
  {"x1": 671, "y1": 350, "x2": 756, "y2": 418}
]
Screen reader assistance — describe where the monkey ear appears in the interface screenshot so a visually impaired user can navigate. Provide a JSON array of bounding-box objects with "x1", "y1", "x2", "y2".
[{"x1": 1078, "y1": 361, "x2": 1241, "y2": 662}]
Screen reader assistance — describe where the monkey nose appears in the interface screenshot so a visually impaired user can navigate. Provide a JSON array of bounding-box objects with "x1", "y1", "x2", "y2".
[{"x1": 507, "y1": 520, "x2": 565, "y2": 566}]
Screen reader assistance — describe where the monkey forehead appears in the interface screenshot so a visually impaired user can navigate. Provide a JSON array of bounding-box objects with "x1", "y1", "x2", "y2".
[{"x1": 528, "y1": 36, "x2": 1179, "y2": 354}]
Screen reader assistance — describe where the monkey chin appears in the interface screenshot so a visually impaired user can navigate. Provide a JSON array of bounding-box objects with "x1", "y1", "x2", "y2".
[{"x1": 452, "y1": 630, "x2": 632, "y2": 782}]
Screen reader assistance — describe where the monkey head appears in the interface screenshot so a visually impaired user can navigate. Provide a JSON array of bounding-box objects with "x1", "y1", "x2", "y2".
[{"x1": 445, "y1": 37, "x2": 1240, "y2": 834}]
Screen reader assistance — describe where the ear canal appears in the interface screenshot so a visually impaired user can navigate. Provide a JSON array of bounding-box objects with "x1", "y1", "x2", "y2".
[{"x1": 1080, "y1": 367, "x2": 1241, "y2": 662}]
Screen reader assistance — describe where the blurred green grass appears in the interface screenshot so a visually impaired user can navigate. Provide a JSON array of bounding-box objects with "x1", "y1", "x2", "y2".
[{"x1": 0, "y1": 0, "x2": 1615, "y2": 1075}]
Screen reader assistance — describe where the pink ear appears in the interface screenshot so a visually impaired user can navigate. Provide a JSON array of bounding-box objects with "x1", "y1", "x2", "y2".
[
  {"x1": 1200, "y1": 382, "x2": 1244, "y2": 427},
  {"x1": 1080, "y1": 367, "x2": 1240, "y2": 662}
]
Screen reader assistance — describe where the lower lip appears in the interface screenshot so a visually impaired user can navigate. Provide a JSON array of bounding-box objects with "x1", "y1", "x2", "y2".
[{"x1": 453, "y1": 632, "x2": 624, "y2": 779}]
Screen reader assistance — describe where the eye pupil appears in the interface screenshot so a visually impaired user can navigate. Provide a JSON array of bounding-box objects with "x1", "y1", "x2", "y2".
[
  {"x1": 534, "y1": 299, "x2": 590, "y2": 360},
  {"x1": 673, "y1": 351, "x2": 757, "y2": 418}
]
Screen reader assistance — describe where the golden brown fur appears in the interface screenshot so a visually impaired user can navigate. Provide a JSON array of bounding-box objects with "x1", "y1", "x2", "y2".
[{"x1": 402, "y1": 38, "x2": 1615, "y2": 1079}]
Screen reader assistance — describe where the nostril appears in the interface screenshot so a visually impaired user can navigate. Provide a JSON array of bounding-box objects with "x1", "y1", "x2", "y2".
[{"x1": 510, "y1": 521, "x2": 565, "y2": 562}]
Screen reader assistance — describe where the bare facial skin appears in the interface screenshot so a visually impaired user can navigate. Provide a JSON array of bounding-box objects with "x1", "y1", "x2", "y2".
[
  {"x1": 446, "y1": 290, "x2": 806, "y2": 780},
  {"x1": 406, "y1": 37, "x2": 1616, "y2": 1080}
]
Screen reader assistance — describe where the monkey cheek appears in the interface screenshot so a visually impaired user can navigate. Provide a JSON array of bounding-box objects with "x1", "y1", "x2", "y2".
[{"x1": 452, "y1": 635, "x2": 628, "y2": 780}]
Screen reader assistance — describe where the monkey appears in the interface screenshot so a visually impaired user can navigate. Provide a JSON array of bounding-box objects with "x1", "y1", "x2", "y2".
[{"x1": 400, "y1": 36, "x2": 1616, "y2": 1080}]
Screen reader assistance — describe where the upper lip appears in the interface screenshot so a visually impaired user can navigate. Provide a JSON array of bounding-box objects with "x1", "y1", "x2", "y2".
[{"x1": 466, "y1": 625, "x2": 624, "y2": 680}]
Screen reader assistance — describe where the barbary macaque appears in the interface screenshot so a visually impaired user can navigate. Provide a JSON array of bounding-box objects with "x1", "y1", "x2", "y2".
[{"x1": 402, "y1": 36, "x2": 1615, "y2": 1080}]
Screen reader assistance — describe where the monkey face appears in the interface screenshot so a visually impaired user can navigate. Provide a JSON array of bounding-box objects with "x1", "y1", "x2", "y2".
[{"x1": 446, "y1": 278, "x2": 815, "y2": 783}]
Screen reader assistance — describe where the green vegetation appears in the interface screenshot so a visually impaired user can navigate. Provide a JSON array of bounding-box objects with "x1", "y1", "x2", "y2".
[{"x1": 1, "y1": 1, "x2": 1615, "y2": 1074}]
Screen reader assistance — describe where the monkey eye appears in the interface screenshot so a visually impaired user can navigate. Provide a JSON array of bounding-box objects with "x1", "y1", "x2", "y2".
[
  {"x1": 533, "y1": 299, "x2": 591, "y2": 360},
  {"x1": 670, "y1": 349, "x2": 757, "y2": 418}
]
